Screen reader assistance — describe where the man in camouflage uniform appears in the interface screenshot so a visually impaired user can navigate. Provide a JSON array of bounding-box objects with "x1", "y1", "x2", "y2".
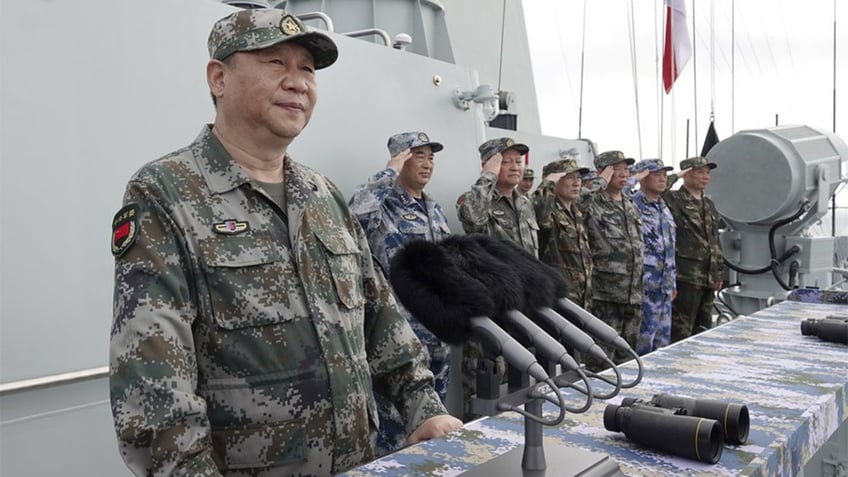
[
  {"x1": 532, "y1": 158, "x2": 593, "y2": 308},
  {"x1": 579, "y1": 150, "x2": 643, "y2": 368},
  {"x1": 629, "y1": 159, "x2": 677, "y2": 354},
  {"x1": 456, "y1": 137, "x2": 539, "y2": 257},
  {"x1": 454, "y1": 137, "x2": 538, "y2": 418},
  {"x1": 108, "y1": 9, "x2": 460, "y2": 477},
  {"x1": 348, "y1": 131, "x2": 452, "y2": 456},
  {"x1": 517, "y1": 167, "x2": 535, "y2": 196},
  {"x1": 663, "y1": 156, "x2": 725, "y2": 343}
]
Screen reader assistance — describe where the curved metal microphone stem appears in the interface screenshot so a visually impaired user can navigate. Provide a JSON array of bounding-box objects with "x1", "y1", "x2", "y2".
[
  {"x1": 558, "y1": 359, "x2": 622, "y2": 400},
  {"x1": 532, "y1": 307, "x2": 622, "y2": 399},
  {"x1": 497, "y1": 378, "x2": 568, "y2": 426},
  {"x1": 503, "y1": 310, "x2": 593, "y2": 412},
  {"x1": 620, "y1": 347, "x2": 644, "y2": 388},
  {"x1": 554, "y1": 297, "x2": 644, "y2": 388}
]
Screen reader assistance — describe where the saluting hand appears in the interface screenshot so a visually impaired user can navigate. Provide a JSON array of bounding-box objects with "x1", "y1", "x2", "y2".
[
  {"x1": 482, "y1": 152, "x2": 503, "y2": 175},
  {"x1": 677, "y1": 167, "x2": 693, "y2": 178},
  {"x1": 544, "y1": 172, "x2": 567, "y2": 184},
  {"x1": 633, "y1": 169, "x2": 651, "y2": 181},
  {"x1": 598, "y1": 166, "x2": 614, "y2": 184},
  {"x1": 387, "y1": 149, "x2": 413, "y2": 173}
]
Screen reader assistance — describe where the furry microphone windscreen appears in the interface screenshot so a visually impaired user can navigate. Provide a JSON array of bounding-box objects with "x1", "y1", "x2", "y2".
[
  {"x1": 388, "y1": 239, "x2": 495, "y2": 345},
  {"x1": 439, "y1": 234, "x2": 525, "y2": 314},
  {"x1": 466, "y1": 234, "x2": 568, "y2": 309}
]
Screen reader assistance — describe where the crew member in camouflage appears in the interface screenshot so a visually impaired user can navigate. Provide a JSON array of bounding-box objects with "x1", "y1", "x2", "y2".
[
  {"x1": 578, "y1": 150, "x2": 643, "y2": 369},
  {"x1": 108, "y1": 9, "x2": 460, "y2": 477},
  {"x1": 517, "y1": 168, "x2": 535, "y2": 196},
  {"x1": 348, "y1": 131, "x2": 452, "y2": 456},
  {"x1": 663, "y1": 156, "x2": 725, "y2": 342},
  {"x1": 629, "y1": 159, "x2": 677, "y2": 354},
  {"x1": 532, "y1": 159, "x2": 593, "y2": 308},
  {"x1": 454, "y1": 137, "x2": 538, "y2": 419},
  {"x1": 456, "y1": 137, "x2": 539, "y2": 257}
]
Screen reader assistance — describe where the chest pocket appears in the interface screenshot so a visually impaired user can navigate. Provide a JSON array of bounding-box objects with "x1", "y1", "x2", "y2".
[
  {"x1": 397, "y1": 217, "x2": 429, "y2": 240},
  {"x1": 556, "y1": 217, "x2": 582, "y2": 253},
  {"x1": 315, "y1": 227, "x2": 366, "y2": 310},
  {"x1": 489, "y1": 209, "x2": 515, "y2": 229},
  {"x1": 200, "y1": 232, "x2": 301, "y2": 330}
]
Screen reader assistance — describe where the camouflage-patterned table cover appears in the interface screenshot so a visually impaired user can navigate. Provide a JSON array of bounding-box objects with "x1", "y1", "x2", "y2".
[{"x1": 340, "y1": 300, "x2": 848, "y2": 476}]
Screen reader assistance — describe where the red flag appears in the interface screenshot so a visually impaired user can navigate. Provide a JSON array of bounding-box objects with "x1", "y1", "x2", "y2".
[{"x1": 662, "y1": 0, "x2": 692, "y2": 94}]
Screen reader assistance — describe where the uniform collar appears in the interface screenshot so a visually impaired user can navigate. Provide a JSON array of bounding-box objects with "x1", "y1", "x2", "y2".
[{"x1": 192, "y1": 125, "x2": 317, "y2": 197}]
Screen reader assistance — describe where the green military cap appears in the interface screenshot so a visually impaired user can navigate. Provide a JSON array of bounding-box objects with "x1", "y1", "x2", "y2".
[
  {"x1": 680, "y1": 156, "x2": 717, "y2": 170},
  {"x1": 387, "y1": 131, "x2": 443, "y2": 157},
  {"x1": 523, "y1": 168, "x2": 535, "y2": 180},
  {"x1": 479, "y1": 137, "x2": 529, "y2": 162},
  {"x1": 594, "y1": 150, "x2": 635, "y2": 169},
  {"x1": 542, "y1": 159, "x2": 589, "y2": 177},
  {"x1": 208, "y1": 8, "x2": 338, "y2": 69}
]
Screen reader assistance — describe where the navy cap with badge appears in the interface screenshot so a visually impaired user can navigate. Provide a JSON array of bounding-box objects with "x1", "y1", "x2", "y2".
[
  {"x1": 387, "y1": 131, "x2": 444, "y2": 157},
  {"x1": 631, "y1": 158, "x2": 674, "y2": 174}
]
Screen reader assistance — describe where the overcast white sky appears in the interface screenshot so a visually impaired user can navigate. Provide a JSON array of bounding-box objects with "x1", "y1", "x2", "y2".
[{"x1": 524, "y1": 0, "x2": 847, "y2": 165}]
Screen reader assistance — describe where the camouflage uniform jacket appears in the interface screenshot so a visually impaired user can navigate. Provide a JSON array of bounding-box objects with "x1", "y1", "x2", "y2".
[
  {"x1": 456, "y1": 171, "x2": 539, "y2": 257},
  {"x1": 348, "y1": 168, "x2": 451, "y2": 275},
  {"x1": 663, "y1": 182, "x2": 725, "y2": 287},
  {"x1": 578, "y1": 181, "x2": 644, "y2": 305},
  {"x1": 110, "y1": 126, "x2": 444, "y2": 477},
  {"x1": 632, "y1": 190, "x2": 676, "y2": 294},
  {"x1": 532, "y1": 180, "x2": 593, "y2": 306}
]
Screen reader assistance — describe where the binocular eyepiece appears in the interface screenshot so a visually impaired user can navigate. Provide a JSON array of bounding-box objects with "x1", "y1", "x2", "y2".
[
  {"x1": 604, "y1": 401, "x2": 723, "y2": 464},
  {"x1": 800, "y1": 316, "x2": 848, "y2": 344},
  {"x1": 638, "y1": 393, "x2": 749, "y2": 445},
  {"x1": 604, "y1": 393, "x2": 750, "y2": 464}
]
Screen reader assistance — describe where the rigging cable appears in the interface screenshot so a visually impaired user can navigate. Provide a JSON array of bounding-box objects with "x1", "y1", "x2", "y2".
[
  {"x1": 579, "y1": 0, "x2": 588, "y2": 138},
  {"x1": 654, "y1": 0, "x2": 662, "y2": 160},
  {"x1": 832, "y1": 0, "x2": 837, "y2": 236},
  {"x1": 692, "y1": 0, "x2": 698, "y2": 148},
  {"x1": 709, "y1": 0, "x2": 715, "y2": 124},
  {"x1": 626, "y1": 0, "x2": 643, "y2": 158},
  {"x1": 731, "y1": 0, "x2": 735, "y2": 133},
  {"x1": 497, "y1": 0, "x2": 507, "y2": 91}
]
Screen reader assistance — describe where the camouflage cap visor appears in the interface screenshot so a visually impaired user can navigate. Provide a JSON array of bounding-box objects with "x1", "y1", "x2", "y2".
[{"x1": 210, "y1": 11, "x2": 338, "y2": 69}]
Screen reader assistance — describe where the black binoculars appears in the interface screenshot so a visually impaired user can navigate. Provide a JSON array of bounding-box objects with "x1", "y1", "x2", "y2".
[
  {"x1": 604, "y1": 394, "x2": 750, "y2": 464},
  {"x1": 632, "y1": 393, "x2": 750, "y2": 445},
  {"x1": 800, "y1": 316, "x2": 848, "y2": 344}
]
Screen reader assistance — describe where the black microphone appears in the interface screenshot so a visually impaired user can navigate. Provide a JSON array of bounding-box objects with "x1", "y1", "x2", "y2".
[
  {"x1": 435, "y1": 236, "x2": 583, "y2": 371},
  {"x1": 555, "y1": 297, "x2": 632, "y2": 352},
  {"x1": 532, "y1": 307, "x2": 609, "y2": 363},
  {"x1": 462, "y1": 235, "x2": 624, "y2": 360},
  {"x1": 503, "y1": 309, "x2": 581, "y2": 373},
  {"x1": 389, "y1": 239, "x2": 550, "y2": 382}
]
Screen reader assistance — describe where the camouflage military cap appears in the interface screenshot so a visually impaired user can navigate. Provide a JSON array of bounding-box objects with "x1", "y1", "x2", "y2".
[
  {"x1": 387, "y1": 131, "x2": 444, "y2": 157},
  {"x1": 479, "y1": 137, "x2": 529, "y2": 162},
  {"x1": 632, "y1": 158, "x2": 673, "y2": 173},
  {"x1": 208, "y1": 8, "x2": 338, "y2": 69},
  {"x1": 594, "y1": 150, "x2": 635, "y2": 169},
  {"x1": 542, "y1": 159, "x2": 589, "y2": 177},
  {"x1": 523, "y1": 168, "x2": 535, "y2": 180},
  {"x1": 680, "y1": 156, "x2": 717, "y2": 170}
]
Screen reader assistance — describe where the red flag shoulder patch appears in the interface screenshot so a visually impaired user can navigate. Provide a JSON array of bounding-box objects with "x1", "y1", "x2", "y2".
[{"x1": 112, "y1": 204, "x2": 139, "y2": 257}]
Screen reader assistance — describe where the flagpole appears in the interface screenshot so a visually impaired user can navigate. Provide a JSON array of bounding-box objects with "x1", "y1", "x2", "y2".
[{"x1": 578, "y1": 0, "x2": 587, "y2": 138}]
